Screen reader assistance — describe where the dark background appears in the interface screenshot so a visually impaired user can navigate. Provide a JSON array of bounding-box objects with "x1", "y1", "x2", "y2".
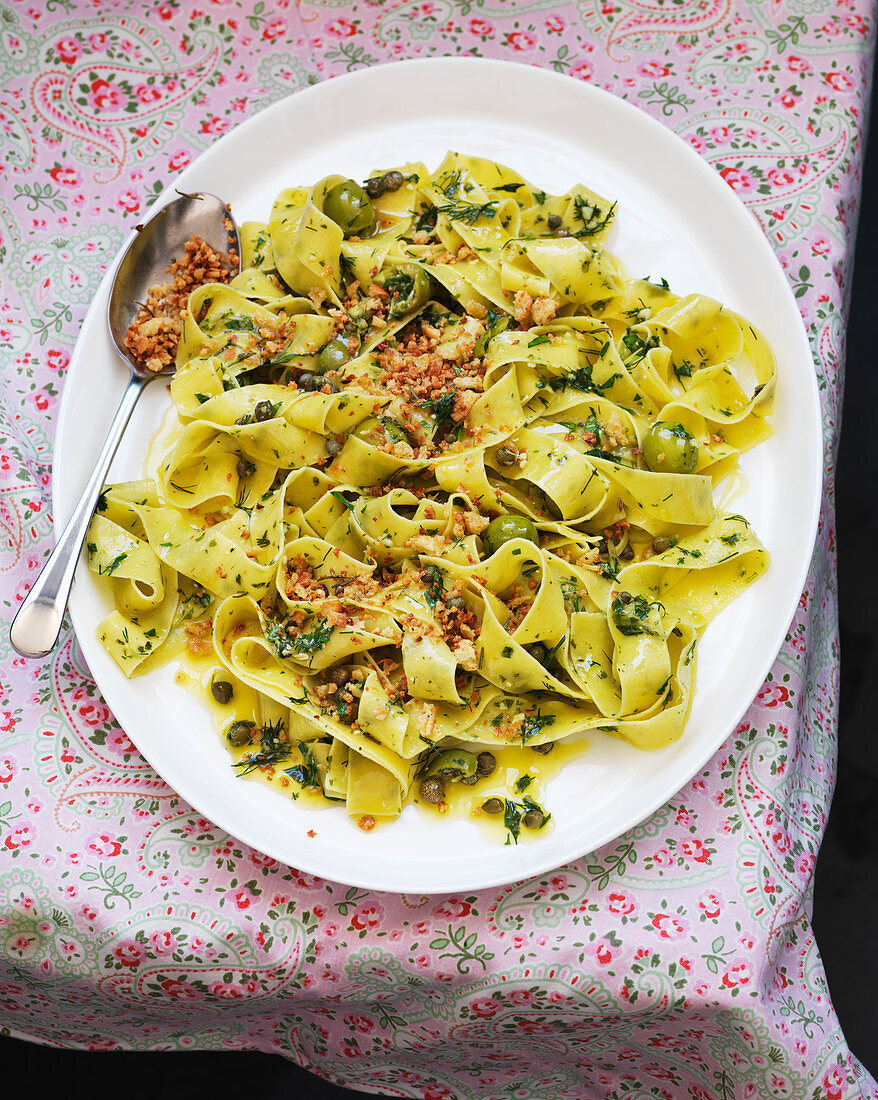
[{"x1": 2, "y1": 81, "x2": 876, "y2": 1099}]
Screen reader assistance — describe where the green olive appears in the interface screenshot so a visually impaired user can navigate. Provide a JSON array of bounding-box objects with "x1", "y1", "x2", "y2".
[
  {"x1": 484, "y1": 514, "x2": 539, "y2": 555},
  {"x1": 375, "y1": 264, "x2": 431, "y2": 318},
  {"x1": 642, "y1": 422, "x2": 698, "y2": 474},
  {"x1": 426, "y1": 749, "x2": 478, "y2": 781},
  {"x1": 317, "y1": 334, "x2": 357, "y2": 374},
  {"x1": 323, "y1": 179, "x2": 376, "y2": 238},
  {"x1": 353, "y1": 416, "x2": 410, "y2": 449}
]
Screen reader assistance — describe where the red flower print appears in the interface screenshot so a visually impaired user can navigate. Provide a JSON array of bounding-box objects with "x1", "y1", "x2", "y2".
[
  {"x1": 787, "y1": 54, "x2": 810, "y2": 73},
  {"x1": 639, "y1": 61, "x2": 670, "y2": 78},
  {"x1": 424, "y1": 1087, "x2": 452, "y2": 1100},
  {"x1": 87, "y1": 833, "x2": 122, "y2": 858},
  {"x1": 506, "y1": 31, "x2": 536, "y2": 51},
  {"x1": 88, "y1": 78, "x2": 125, "y2": 113},
  {"x1": 4, "y1": 823, "x2": 34, "y2": 850},
  {"x1": 767, "y1": 167, "x2": 795, "y2": 188},
  {"x1": 87, "y1": 32, "x2": 109, "y2": 51},
  {"x1": 607, "y1": 891, "x2": 637, "y2": 916},
  {"x1": 0, "y1": 712, "x2": 16, "y2": 733},
  {"x1": 48, "y1": 165, "x2": 81, "y2": 188},
  {"x1": 651, "y1": 913, "x2": 689, "y2": 940},
  {"x1": 587, "y1": 938, "x2": 615, "y2": 965},
  {"x1": 468, "y1": 996, "x2": 499, "y2": 1018},
  {"x1": 231, "y1": 886, "x2": 255, "y2": 910},
  {"x1": 823, "y1": 1065, "x2": 848, "y2": 1100},
  {"x1": 698, "y1": 891, "x2": 723, "y2": 919},
  {"x1": 545, "y1": 15, "x2": 565, "y2": 32},
  {"x1": 168, "y1": 150, "x2": 191, "y2": 172},
  {"x1": 55, "y1": 36, "x2": 82, "y2": 64},
  {"x1": 506, "y1": 988, "x2": 535, "y2": 1007},
  {"x1": 160, "y1": 977, "x2": 198, "y2": 999},
  {"x1": 469, "y1": 17, "x2": 493, "y2": 35},
  {"x1": 344, "y1": 1013, "x2": 375, "y2": 1034},
  {"x1": 134, "y1": 84, "x2": 161, "y2": 106},
  {"x1": 680, "y1": 838, "x2": 711, "y2": 864},
  {"x1": 205, "y1": 116, "x2": 231, "y2": 137},
  {"x1": 327, "y1": 18, "x2": 357, "y2": 36},
  {"x1": 757, "y1": 683, "x2": 789, "y2": 707},
  {"x1": 78, "y1": 701, "x2": 110, "y2": 727},
  {"x1": 46, "y1": 347, "x2": 70, "y2": 370},
  {"x1": 350, "y1": 902, "x2": 384, "y2": 931},
  {"x1": 262, "y1": 16, "x2": 286, "y2": 40},
  {"x1": 0, "y1": 757, "x2": 14, "y2": 783},
  {"x1": 721, "y1": 956, "x2": 752, "y2": 989},
  {"x1": 718, "y1": 166, "x2": 756, "y2": 194},
  {"x1": 435, "y1": 896, "x2": 471, "y2": 919},
  {"x1": 824, "y1": 71, "x2": 853, "y2": 92},
  {"x1": 113, "y1": 942, "x2": 143, "y2": 968}
]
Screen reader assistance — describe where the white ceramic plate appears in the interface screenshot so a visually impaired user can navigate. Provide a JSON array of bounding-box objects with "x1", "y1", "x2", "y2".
[{"x1": 56, "y1": 58, "x2": 822, "y2": 893}]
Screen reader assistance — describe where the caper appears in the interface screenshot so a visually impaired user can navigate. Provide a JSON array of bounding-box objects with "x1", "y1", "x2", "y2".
[
  {"x1": 225, "y1": 719, "x2": 256, "y2": 747},
  {"x1": 523, "y1": 809, "x2": 545, "y2": 830},
  {"x1": 364, "y1": 176, "x2": 387, "y2": 199},
  {"x1": 527, "y1": 643, "x2": 548, "y2": 664},
  {"x1": 297, "y1": 371, "x2": 317, "y2": 391},
  {"x1": 445, "y1": 593, "x2": 466, "y2": 612},
  {"x1": 427, "y1": 749, "x2": 478, "y2": 781},
  {"x1": 321, "y1": 378, "x2": 341, "y2": 395},
  {"x1": 317, "y1": 334, "x2": 356, "y2": 374},
  {"x1": 211, "y1": 679, "x2": 233, "y2": 706},
  {"x1": 482, "y1": 797, "x2": 504, "y2": 815},
  {"x1": 476, "y1": 751, "x2": 496, "y2": 777},
  {"x1": 617, "y1": 590, "x2": 632, "y2": 605},
  {"x1": 325, "y1": 435, "x2": 344, "y2": 458},
  {"x1": 460, "y1": 775, "x2": 479, "y2": 786},
  {"x1": 554, "y1": 227, "x2": 571, "y2": 238},
  {"x1": 532, "y1": 742, "x2": 554, "y2": 755},
  {"x1": 236, "y1": 458, "x2": 256, "y2": 479},
  {"x1": 327, "y1": 667, "x2": 352, "y2": 687},
  {"x1": 651, "y1": 535, "x2": 670, "y2": 555},
  {"x1": 383, "y1": 170, "x2": 405, "y2": 192},
  {"x1": 323, "y1": 179, "x2": 375, "y2": 238},
  {"x1": 547, "y1": 214, "x2": 562, "y2": 231},
  {"x1": 353, "y1": 416, "x2": 410, "y2": 449},
  {"x1": 375, "y1": 263, "x2": 431, "y2": 318},
  {"x1": 484, "y1": 514, "x2": 539, "y2": 555},
  {"x1": 420, "y1": 777, "x2": 445, "y2": 805},
  {"x1": 642, "y1": 421, "x2": 698, "y2": 474},
  {"x1": 495, "y1": 443, "x2": 519, "y2": 468},
  {"x1": 253, "y1": 400, "x2": 276, "y2": 422},
  {"x1": 619, "y1": 545, "x2": 635, "y2": 561}
]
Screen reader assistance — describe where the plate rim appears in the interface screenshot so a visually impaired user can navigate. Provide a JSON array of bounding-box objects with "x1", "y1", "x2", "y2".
[{"x1": 54, "y1": 57, "x2": 823, "y2": 892}]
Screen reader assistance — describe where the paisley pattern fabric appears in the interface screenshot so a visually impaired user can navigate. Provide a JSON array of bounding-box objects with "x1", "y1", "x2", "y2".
[{"x1": 0, "y1": 1, "x2": 872, "y2": 1097}]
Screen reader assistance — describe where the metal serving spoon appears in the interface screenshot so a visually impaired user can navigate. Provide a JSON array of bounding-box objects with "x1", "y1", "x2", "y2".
[{"x1": 10, "y1": 191, "x2": 240, "y2": 659}]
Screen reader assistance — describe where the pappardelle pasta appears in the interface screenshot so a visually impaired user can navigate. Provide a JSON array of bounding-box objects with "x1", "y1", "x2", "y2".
[{"x1": 87, "y1": 152, "x2": 773, "y2": 840}]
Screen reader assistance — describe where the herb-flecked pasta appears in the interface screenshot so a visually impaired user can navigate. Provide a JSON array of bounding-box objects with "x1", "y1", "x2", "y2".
[{"x1": 87, "y1": 152, "x2": 773, "y2": 835}]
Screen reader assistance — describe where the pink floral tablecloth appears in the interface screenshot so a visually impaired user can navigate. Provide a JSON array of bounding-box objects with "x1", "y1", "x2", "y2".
[{"x1": 1, "y1": 1, "x2": 874, "y2": 1097}]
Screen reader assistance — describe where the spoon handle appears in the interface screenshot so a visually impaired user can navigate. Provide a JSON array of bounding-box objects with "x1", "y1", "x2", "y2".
[{"x1": 10, "y1": 372, "x2": 147, "y2": 659}]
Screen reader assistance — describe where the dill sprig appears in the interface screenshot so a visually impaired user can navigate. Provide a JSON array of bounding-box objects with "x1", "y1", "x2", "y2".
[
  {"x1": 436, "y1": 198, "x2": 499, "y2": 225},
  {"x1": 233, "y1": 718, "x2": 290, "y2": 776}
]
